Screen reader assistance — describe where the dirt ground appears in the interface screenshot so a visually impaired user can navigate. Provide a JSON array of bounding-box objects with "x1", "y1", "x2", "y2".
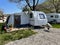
[{"x1": 5, "y1": 28, "x2": 60, "y2": 45}]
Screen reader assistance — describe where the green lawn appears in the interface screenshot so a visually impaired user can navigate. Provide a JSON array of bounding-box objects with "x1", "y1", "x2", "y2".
[
  {"x1": 0, "y1": 30, "x2": 36, "y2": 45},
  {"x1": 0, "y1": 23, "x2": 60, "y2": 45},
  {"x1": 0, "y1": 23, "x2": 3, "y2": 30},
  {"x1": 51, "y1": 23, "x2": 60, "y2": 28},
  {"x1": 0, "y1": 23, "x2": 36, "y2": 45}
]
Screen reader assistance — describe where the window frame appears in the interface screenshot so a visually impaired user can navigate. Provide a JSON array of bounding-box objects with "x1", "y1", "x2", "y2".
[
  {"x1": 39, "y1": 14, "x2": 45, "y2": 19},
  {"x1": 55, "y1": 15, "x2": 59, "y2": 18},
  {"x1": 29, "y1": 12, "x2": 33, "y2": 18},
  {"x1": 50, "y1": 15, "x2": 54, "y2": 18}
]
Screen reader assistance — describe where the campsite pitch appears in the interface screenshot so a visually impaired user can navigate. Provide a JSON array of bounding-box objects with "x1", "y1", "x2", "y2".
[{"x1": 5, "y1": 28, "x2": 60, "y2": 45}]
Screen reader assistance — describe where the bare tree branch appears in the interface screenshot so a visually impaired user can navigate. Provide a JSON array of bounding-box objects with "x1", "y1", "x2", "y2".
[
  {"x1": 25, "y1": 0, "x2": 32, "y2": 10},
  {"x1": 9, "y1": 0, "x2": 41, "y2": 11},
  {"x1": 36, "y1": 0, "x2": 39, "y2": 6}
]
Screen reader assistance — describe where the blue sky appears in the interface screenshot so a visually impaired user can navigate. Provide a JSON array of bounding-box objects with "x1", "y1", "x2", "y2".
[{"x1": 0, "y1": 0, "x2": 45, "y2": 14}]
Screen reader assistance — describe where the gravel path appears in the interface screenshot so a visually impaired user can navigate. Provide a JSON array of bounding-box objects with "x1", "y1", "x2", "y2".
[{"x1": 5, "y1": 28, "x2": 60, "y2": 45}]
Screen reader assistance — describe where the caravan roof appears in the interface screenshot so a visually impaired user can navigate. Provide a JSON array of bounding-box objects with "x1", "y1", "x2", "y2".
[{"x1": 46, "y1": 13, "x2": 60, "y2": 15}]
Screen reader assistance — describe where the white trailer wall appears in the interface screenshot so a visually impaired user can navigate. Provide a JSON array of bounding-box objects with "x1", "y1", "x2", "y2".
[
  {"x1": 8, "y1": 15, "x2": 14, "y2": 26},
  {"x1": 21, "y1": 13, "x2": 29, "y2": 25}
]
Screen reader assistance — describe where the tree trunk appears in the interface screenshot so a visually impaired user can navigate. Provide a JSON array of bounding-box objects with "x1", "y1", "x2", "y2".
[
  {"x1": 56, "y1": 8, "x2": 59, "y2": 13},
  {"x1": 33, "y1": 0, "x2": 35, "y2": 11},
  {"x1": 25, "y1": 0, "x2": 32, "y2": 10}
]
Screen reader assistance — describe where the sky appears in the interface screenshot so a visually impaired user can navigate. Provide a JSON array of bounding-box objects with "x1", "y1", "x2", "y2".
[{"x1": 0, "y1": 0, "x2": 45, "y2": 14}]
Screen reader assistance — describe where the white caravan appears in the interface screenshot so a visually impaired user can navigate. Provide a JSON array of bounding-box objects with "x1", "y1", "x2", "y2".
[
  {"x1": 6, "y1": 12, "x2": 29, "y2": 27},
  {"x1": 28, "y1": 11, "x2": 47, "y2": 26},
  {"x1": 46, "y1": 13, "x2": 60, "y2": 23},
  {"x1": 6, "y1": 11, "x2": 47, "y2": 27}
]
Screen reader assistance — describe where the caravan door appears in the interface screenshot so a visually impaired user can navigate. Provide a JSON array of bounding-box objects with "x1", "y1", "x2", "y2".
[
  {"x1": 14, "y1": 15, "x2": 21, "y2": 27},
  {"x1": 29, "y1": 12, "x2": 35, "y2": 26}
]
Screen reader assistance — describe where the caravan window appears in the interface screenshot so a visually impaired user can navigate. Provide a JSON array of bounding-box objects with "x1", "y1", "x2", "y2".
[
  {"x1": 39, "y1": 14, "x2": 45, "y2": 19},
  {"x1": 29, "y1": 12, "x2": 33, "y2": 18},
  {"x1": 55, "y1": 15, "x2": 59, "y2": 18},
  {"x1": 50, "y1": 15, "x2": 53, "y2": 18}
]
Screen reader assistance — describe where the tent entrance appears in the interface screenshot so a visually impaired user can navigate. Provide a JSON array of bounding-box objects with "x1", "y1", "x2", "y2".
[{"x1": 14, "y1": 15, "x2": 21, "y2": 27}]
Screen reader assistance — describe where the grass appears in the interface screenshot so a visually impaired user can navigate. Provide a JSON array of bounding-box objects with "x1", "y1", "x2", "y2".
[
  {"x1": 51, "y1": 23, "x2": 60, "y2": 28},
  {"x1": 0, "y1": 23, "x2": 60, "y2": 45},
  {"x1": 0, "y1": 23, "x2": 3, "y2": 29},
  {"x1": 0, "y1": 23, "x2": 36, "y2": 45},
  {"x1": 0, "y1": 30, "x2": 36, "y2": 45}
]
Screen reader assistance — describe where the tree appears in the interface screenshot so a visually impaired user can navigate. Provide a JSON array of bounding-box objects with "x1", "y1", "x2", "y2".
[
  {"x1": 0, "y1": 9, "x2": 3, "y2": 16},
  {"x1": 36, "y1": 0, "x2": 60, "y2": 13},
  {"x1": 23, "y1": 5, "x2": 31, "y2": 11},
  {"x1": 0, "y1": 9, "x2": 4, "y2": 22},
  {"x1": 9, "y1": 0, "x2": 45, "y2": 11}
]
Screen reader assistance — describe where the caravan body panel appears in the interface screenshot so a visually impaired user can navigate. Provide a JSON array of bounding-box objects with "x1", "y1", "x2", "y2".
[
  {"x1": 7, "y1": 12, "x2": 29, "y2": 27},
  {"x1": 8, "y1": 15, "x2": 14, "y2": 26},
  {"x1": 46, "y1": 13, "x2": 60, "y2": 23},
  {"x1": 29, "y1": 11, "x2": 47, "y2": 26},
  {"x1": 6, "y1": 11, "x2": 47, "y2": 27}
]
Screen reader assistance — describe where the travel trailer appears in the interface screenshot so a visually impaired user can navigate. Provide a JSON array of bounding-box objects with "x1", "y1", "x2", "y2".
[
  {"x1": 46, "y1": 13, "x2": 60, "y2": 23},
  {"x1": 6, "y1": 11, "x2": 47, "y2": 28}
]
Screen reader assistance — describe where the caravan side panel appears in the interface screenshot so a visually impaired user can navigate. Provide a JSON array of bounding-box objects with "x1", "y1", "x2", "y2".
[
  {"x1": 29, "y1": 11, "x2": 47, "y2": 26},
  {"x1": 8, "y1": 15, "x2": 14, "y2": 26},
  {"x1": 21, "y1": 13, "x2": 29, "y2": 25},
  {"x1": 34, "y1": 12, "x2": 47, "y2": 26},
  {"x1": 46, "y1": 13, "x2": 60, "y2": 23}
]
